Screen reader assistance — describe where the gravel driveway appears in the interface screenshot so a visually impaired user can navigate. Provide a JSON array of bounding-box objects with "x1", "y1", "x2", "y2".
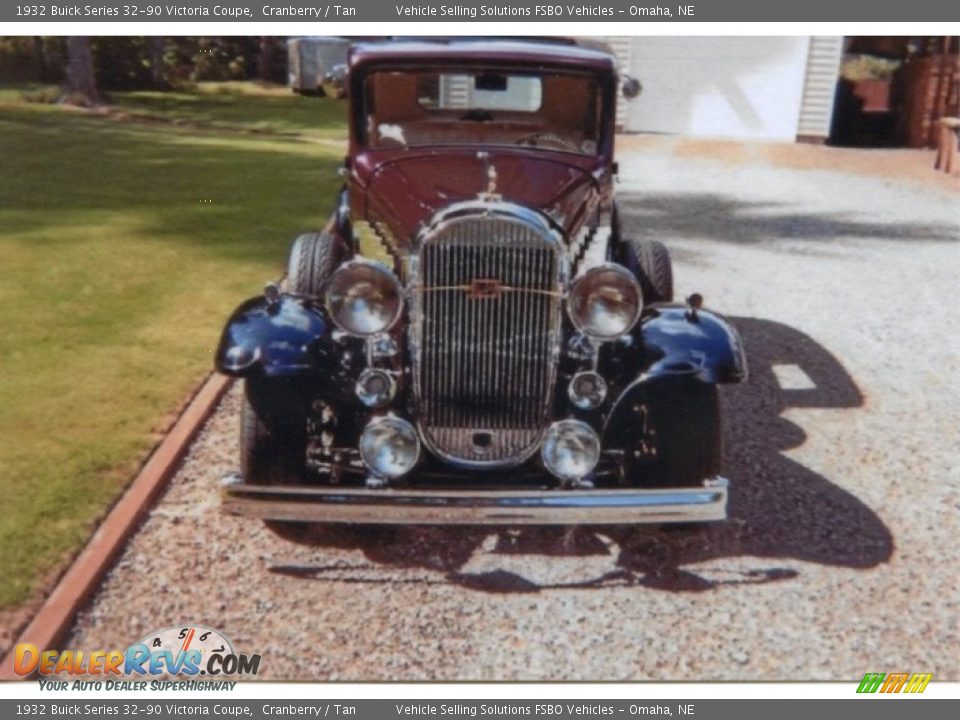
[{"x1": 67, "y1": 141, "x2": 959, "y2": 681}]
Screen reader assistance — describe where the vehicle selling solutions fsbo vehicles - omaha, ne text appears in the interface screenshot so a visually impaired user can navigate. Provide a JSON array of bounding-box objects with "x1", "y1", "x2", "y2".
[{"x1": 215, "y1": 38, "x2": 747, "y2": 530}]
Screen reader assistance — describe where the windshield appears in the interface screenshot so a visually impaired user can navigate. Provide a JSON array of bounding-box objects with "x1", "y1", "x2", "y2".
[{"x1": 361, "y1": 69, "x2": 605, "y2": 155}]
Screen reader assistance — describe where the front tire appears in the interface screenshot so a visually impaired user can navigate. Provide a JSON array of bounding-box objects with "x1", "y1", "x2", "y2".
[
  {"x1": 240, "y1": 386, "x2": 305, "y2": 486},
  {"x1": 240, "y1": 378, "x2": 311, "y2": 541},
  {"x1": 626, "y1": 378, "x2": 722, "y2": 487},
  {"x1": 255, "y1": 231, "x2": 345, "y2": 540}
]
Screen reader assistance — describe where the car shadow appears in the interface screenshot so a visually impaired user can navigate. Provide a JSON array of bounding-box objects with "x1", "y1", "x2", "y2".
[
  {"x1": 601, "y1": 315, "x2": 890, "y2": 592},
  {"x1": 269, "y1": 316, "x2": 892, "y2": 594},
  {"x1": 615, "y1": 192, "x2": 957, "y2": 245}
]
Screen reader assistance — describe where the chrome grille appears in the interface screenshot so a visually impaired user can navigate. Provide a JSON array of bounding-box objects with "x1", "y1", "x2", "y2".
[{"x1": 413, "y1": 212, "x2": 563, "y2": 467}]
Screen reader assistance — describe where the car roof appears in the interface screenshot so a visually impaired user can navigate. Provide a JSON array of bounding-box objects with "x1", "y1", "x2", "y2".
[{"x1": 349, "y1": 38, "x2": 618, "y2": 74}]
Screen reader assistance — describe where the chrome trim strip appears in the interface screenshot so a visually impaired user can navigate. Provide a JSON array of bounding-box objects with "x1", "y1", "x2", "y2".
[
  {"x1": 222, "y1": 477, "x2": 730, "y2": 526},
  {"x1": 412, "y1": 200, "x2": 568, "y2": 254}
]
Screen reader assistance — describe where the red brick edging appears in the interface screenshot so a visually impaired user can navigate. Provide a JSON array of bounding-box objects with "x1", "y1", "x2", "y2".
[{"x1": 0, "y1": 373, "x2": 232, "y2": 680}]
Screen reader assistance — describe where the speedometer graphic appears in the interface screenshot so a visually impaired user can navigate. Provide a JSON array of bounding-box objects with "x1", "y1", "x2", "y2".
[{"x1": 137, "y1": 625, "x2": 235, "y2": 675}]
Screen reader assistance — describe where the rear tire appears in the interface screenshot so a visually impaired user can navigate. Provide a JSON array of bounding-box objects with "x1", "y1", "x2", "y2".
[
  {"x1": 627, "y1": 378, "x2": 721, "y2": 487},
  {"x1": 287, "y1": 231, "x2": 347, "y2": 297},
  {"x1": 621, "y1": 238, "x2": 674, "y2": 303}
]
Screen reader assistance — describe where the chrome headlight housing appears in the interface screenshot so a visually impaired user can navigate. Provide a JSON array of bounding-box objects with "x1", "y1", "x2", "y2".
[
  {"x1": 355, "y1": 368, "x2": 397, "y2": 408},
  {"x1": 568, "y1": 371, "x2": 607, "y2": 410},
  {"x1": 541, "y1": 419, "x2": 601, "y2": 481},
  {"x1": 567, "y1": 264, "x2": 642, "y2": 340},
  {"x1": 325, "y1": 260, "x2": 403, "y2": 336},
  {"x1": 359, "y1": 416, "x2": 420, "y2": 479}
]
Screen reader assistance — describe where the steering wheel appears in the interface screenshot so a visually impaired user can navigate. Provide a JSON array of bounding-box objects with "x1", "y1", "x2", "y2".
[{"x1": 516, "y1": 133, "x2": 579, "y2": 151}]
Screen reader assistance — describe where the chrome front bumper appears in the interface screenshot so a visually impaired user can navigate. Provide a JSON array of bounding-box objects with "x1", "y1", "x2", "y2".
[{"x1": 221, "y1": 477, "x2": 729, "y2": 525}]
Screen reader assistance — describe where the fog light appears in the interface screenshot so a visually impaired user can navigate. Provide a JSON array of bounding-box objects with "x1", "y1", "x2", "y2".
[
  {"x1": 568, "y1": 371, "x2": 607, "y2": 410},
  {"x1": 541, "y1": 419, "x2": 600, "y2": 482},
  {"x1": 355, "y1": 369, "x2": 396, "y2": 408},
  {"x1": 359, "y1": 416, "x2": 420, "y2": 479}
]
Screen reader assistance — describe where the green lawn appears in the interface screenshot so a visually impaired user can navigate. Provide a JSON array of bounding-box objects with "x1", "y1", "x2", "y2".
[
  {"x1": 0, "y1": 83, "x2": 347, "y2": 609},
  {"x1": 109, "y1": 82, "x2": 348, "y2": 141}
]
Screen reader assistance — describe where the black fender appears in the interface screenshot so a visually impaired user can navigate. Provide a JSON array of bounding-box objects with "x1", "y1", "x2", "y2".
[
  {"x1": 602, "y1": 305, "x2": 746, "y2": 444},
  {"x1": 215, "y1": 295, "x2": 361, "y2": 387},
  {"x1": 639, "y1": 305, "x2": 746, "y2": 384}
]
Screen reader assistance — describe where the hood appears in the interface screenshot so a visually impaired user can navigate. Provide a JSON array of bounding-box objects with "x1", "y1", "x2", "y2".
[{"x1": 355, "y1": 149, "x2": 603, "y2": 248}]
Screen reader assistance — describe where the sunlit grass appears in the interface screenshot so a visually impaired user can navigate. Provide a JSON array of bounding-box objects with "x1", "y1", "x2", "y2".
[{"x1": 0, "y1": 82, "x2": 347, "y2": 608}]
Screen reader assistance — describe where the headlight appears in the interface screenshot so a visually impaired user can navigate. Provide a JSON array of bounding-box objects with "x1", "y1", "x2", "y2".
[
  {"x1": 567, "y1": 264, "x2": 642, "y2": 340},
  {"x1": 359, "y1": 416, "x2": 420, "y2": 479},
  {"x1": 541, "y1": 419, "x2": 600, "y2": 482},
  {"x1": 325, "y1": 260, "x2": 403, "y2": 336}
]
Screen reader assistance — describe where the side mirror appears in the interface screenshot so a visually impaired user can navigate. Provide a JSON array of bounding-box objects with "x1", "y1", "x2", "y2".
[{"x1": 621, "y1": 76, "x2": 642, "y2": 100}]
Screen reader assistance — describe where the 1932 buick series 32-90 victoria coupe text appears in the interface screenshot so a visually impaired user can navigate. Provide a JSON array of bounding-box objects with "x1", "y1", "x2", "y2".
[{"x1": 215, "y1": 39, "x2": 747, "y2": 531}]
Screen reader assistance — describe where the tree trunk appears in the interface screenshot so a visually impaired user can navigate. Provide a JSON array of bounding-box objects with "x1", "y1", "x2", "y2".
[
  {"x1": 257, "y1": 37, "x2": 272, "y2": 82},
  {"x1": 150, "y1": 37, "x2": 166, "y2": 88},
  {"x1": 32, "y1": 37, "x2": 48, "y2": 83},
  {"x1": 62, "y1": 36, "x2": 99, "y2": 106}
]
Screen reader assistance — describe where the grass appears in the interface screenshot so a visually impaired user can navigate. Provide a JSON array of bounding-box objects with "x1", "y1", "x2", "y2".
[
  {"x1": 109, "y1": 82, "x2": 349, "y2": 141},
  {"x1": 0, "y1": 82, "x2": 347, "y2": 609}
]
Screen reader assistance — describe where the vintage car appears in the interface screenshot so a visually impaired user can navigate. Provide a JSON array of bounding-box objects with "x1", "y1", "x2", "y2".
[{"x1": 215, "y1": 39, "x2": 747, "y2": 530}]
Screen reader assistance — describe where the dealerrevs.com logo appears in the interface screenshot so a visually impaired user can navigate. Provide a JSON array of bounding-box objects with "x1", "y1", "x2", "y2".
[
  {"x1": 857, "y1": 672, "x2": 933, "y2": 694},
  {"x1": 14, "y1": 626, "x2": 261, "y2": 682}
]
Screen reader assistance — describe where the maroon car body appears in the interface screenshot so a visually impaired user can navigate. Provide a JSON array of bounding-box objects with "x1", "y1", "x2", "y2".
[
  {"x1": 216, "y1": 39, "x2": 746, "y2": 528},
  {"x1": 347, "y1": 41, "x2": 617, "y2": 244}
]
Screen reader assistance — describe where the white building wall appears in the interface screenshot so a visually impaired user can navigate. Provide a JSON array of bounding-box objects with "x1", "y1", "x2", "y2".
[
  {"x1": 605, "y1": 36, "x2": 633, "y2": 131},
  {"x1": 619, "y1": 37, "x2": 812, "y2": 141},
  {"x1": 797, "y1": 36, "x2": 845, "y2": 140}
]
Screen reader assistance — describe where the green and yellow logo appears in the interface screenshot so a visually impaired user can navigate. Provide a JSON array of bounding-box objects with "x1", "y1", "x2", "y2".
[{"x1": 857, "y1": 672, "x2": 932, "y2": 694}]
